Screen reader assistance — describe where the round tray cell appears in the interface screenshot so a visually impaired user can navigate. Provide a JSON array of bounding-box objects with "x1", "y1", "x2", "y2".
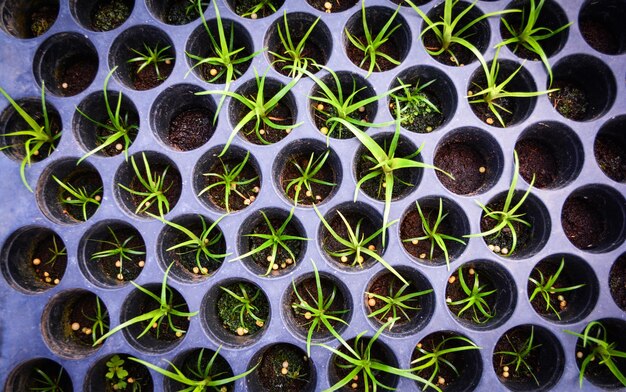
[
  {"x1": 317, "y1": 201, "x2": 386, "y2": 273},
  {"x1": 193, "y1": 145, "x2": 262, "y2": 213},
  {"x1": 109, "y1": 25, "x2": 175, "y2": 91},
  {"x1": 226, "y1": 0, "x2": 285, "y2": 19},
  {"x1": 468, "y1": 59, "x2": 537, "y2": 127},
  {"x1": 570, "y1": 318, "x2": 626, "y2": 388},
  {"x1": 309, "y1": 71, "x2": 377, "y2": 140},
  {"x1": 364, "y1": 266, "x2": 434, "y2": 336},
  {"x1": 247, "y1": 343, "x2": 316, "y2": 392},
  {"x1": 151, "y1": 84, "x2": 217, "y2": 152},
  {"x1": 78, "y1": 220, "x2": 146, "y2": 288},
  {"x1": 4, "y1": 358, "x2": 72, "y2": 392},
  {"x1": 399, "y1": 196, "x2": 469, "y2": 267},
  {"x1": 0, "y1": 0, "x2": 59, "y2": 38},
  {"x1": 434, "y1": 127, "x2": 504, "y2": 196},
  {"x1": 609, "y1": 252, "x2": 626, "y2": 311},
  {"x1": 146, "y1": 0, "x2": 209, "y2": 25},
  {"x1": 1, "y1": 226, "x2": 67, "y2": 293},
  {"x1": 561, "y1": 185, "x2": 626, "y2": 253},
  {"x1": 492, "y1": 324, "x2": 564, "y2": 391},
  {"x1": 163, "y1": 347, "x2": 236, "y2": 391},
  {"x1": 202, "y1": 278, "x2": 270, "y2": 348},
  {"x1": 71, "y1": 0, "x2": 134, "y2": 32},
  {"x1": 282, "y1": 265, "x2": 352, "y2": 344},
  {"x1": 343, "y1": 5, "x2": 411, "y2": 74},
  {"x1": 73, "y1": 89, "x2": 139, "y2": 159},
  {"x1": 236, "y1": 207, "x2": 308, "y2": 277},
  {"x1": 445, "y1": 260, "x2": 517, "y2": 330},
  {"x1": 410, "y1": 330, "x2": 482, "y2": 391},
  {"x1": 307, "y1": 0, "x2": 358, "y2": 13},
  {"x1": 36, "y1": 158, "x2": 103, "y2": 224},
  {"x1": 185, "y1": 18, "x2": 254, "y2": 83},
  {"x1": 579, "y1": 0, "x2": 626, "y2": 54},
  {"x1": 273, "y1": 139, "x2": 342, "y2": 207},
  {"x1": 42, "y1": 289, "x2": 110, "y2": 358},
  {"x1": 548, "y1": 54, "x2": 616, "y2": 121},
  {"x1": 33, "y1": 32, "x2": 98, "y2": 97},
  {"x1": 157, "y1": 214, "x2": 228, "y2": 283},
  {"x1": 499, "y1": 0, "x2": 569, "y2": 61},
  {"x1": 388, "y1": 65, "x2": 458, "y2": 133},
  {"x1": 265, "y1": 12, "x2": 332, "y2": 77},
  {"x1": 527, "y1": 253, "x2": 598, "y2": 324},
  {"x1": 86, "y1": 353, "x2": 154, "y2": 391},
  {"x1": 420, "y1": 0, "x2": 491, "y2": 66},
  {"x1": 120, "y1": 281, "x2": 192, "y2": 353},
  {"x1": 353, "y1": 131, "x2": 424, "y2": 203},
  {"x1": 595, "y1": 115, "x2": 626, "y2": 183},
  {"x1": 515, "y1": 121, "x2": 584, "y2": 189},
  {"x1": 114, "y1": 150, "x2": 182, "y2": 219}
]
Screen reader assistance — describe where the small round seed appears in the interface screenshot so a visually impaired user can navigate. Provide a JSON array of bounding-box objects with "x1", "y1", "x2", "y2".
[
  {"x1": 250, "y1": 13, "x2": 257, "y2": 19},
  {"x1": 320, "y1": 127, "x2": 329, "y2": 135},
  {"x1": 193, "y1": 267, "x2": 199, "y2": 274},
  {"x1": 368, "y1": 298, "x2": 376, "y2": 307},
  {"x1": 53, "y1": 278, "x2": 60, "y2": 285},
  {"x1": 115, "y1": 143, "x2": 123, "y2": 151},
  {"x1": 280, "y1": 263, "x2": 286, "y2": 269},
  {"x1": 446, "y1": 297, "x2": 452, "y2": 303},
  {"x1": 324, "y1": 2, "x2": 333, "y2": 10},
  {"x1": 417, "y1": 343, "x2": 422, "y2": 348},
  {"x1": 71, "y1": 322, "x2": 80, "y2": 331},
  {"x1": 236, "y1": 327, "x2": 245, "y2": 336},
  {"x1": 256, "y1": 320, "x2": 264, "y2": 327},
  {"x1": 282, "y1": 361, "x2": 289, "y2": 369},
  {"x1": 357, "y1": 255, "x2": 364, "y2": 263},
  {"x1": 115, "y1": 260, "x2": 122, "y2": 268},
  {"x1": 210, "y1": 68, "x2": 218, "y2": 76},
  {"x1": 305, "y1": 190, "x2": 312, "y2": 197},
  {"x1": 259, "y1": 129, "x2": 265, "y2": 135},
  {"x1": 267, "y1": 255, "x2": 274, "y2": 262},
  {"x1": 43, "y1": 271, "x2": 49, "y2": 277},
  {"x1": 486, "y1": 118, "x2": 494, "y2": 125},
  {"x1": 201, "y1": 267, "x2": 208, "y2": 274},
  {"x1": 340, "y1": 256, "x2": 348, "y2": 263},
  {"x1": 488, "y1": 244, "x2": 495, "y2": 251},
  {"x1": 503, "y1": 366, "x2": 509, "y2": 372},
  {"x1": 164, "y1": 59, "x2": 171, "y2": 65},
  {"x1": 479, "y1": 166, "x2": 486, "y2": 173},
  {"x1": 368, "y1": 244, "x2": 376, "y2": 251},
  {"x1": 438, "y1": 377, "x2": 445, "y2": 385},
  {"x1": 244, "y1": 199, "x2": 251, "y2": 205},
  {"x1": 286, "y1": 258, "x2": 293, "y2": 265},
  {"x1": 138, "y1": 260, "x2": 145, "y2": 268},
  {"x1": 577, "y1": 351, "x2": 584, "y2": 359},
  {"x1": 84, "y1": 328, "x2": 92, "y2": 335},
  {"x1": 285, "y1": 128, "x2": 291, "y2": 134},
  {"x1": 353, "y1": 375, "x2": 359, "y2": 381},
  {"x1": 501, "y1": 248, "x2": 509, "y2": 255},
  {"x1": 281, "y1": 367, "x2": 288, "y2": 375},
  {"x1": 493, "y1": 246, "x2": 501, "y2": 253},
  {"x1": 503, "y1": 371, "x2": 509, "y2": 378},
  {"x1": 117, "y1": 273, "x2": 124, "y2": 281},
  {"x1": 419, "y1": 253, "x2": 426, "y2": 259},
  {"x1": 45, "y1": 277, "x2": 52, "y2": 283},
  {"x1": 469, "y1": 268, "x2": 475, "y2": 275},
  {"x1": 557, "y1": 295, "x2": 565, "y2": 302},
  {"x1": 32, "y1": 258, "x2": 41, "y2": 266},
  {"x1": 127, "y1": 377, "x2": 135, "y2": 384},
  {"x1": 61, "y1": 82, "x2": 69, "y2": 89},
  {"x1": 95, "y1": 195, "x2": 102, "y2": 202},
  {"x1": 560, "y1": 300, "x2": 567, "y2": 308},
  {"x1": 272, "y1": 263, "x2": 279, "y2": 270},
  {"x1": 448, "y1": 276, "x2": 456, "y2": 284},
  {"x1": 411, "y1": 239, "x2": 418, "y2": 245},
  {"x1": 358, "y1": 106, "x2": 365, "y2": 113},
  {"x1": 351, "y1": 383, "x2": 358, "y2": 389},
  {"x1": 317, "y1": 103, "x2": 324, "y2": 111},
  {"x1": 175, "y1": 331, "x2": 183, "y2": 337}
]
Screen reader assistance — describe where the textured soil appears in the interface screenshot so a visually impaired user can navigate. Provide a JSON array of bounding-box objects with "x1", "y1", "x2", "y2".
[
  {"x1": 515, "y1": 138, "x2": 558, "y2": 188},
  {"x1": 133, "y1": 289, "x2": 190, "y2": 342},
  {"x1": 548, "y1": 80, "x2": 588, "y2": 121},
  {"x1": 595, "y1": 134, "x2": 626, "y2": 182},
  {"x1": 30, "y1": 6, "x2": 58, "y2": 37},
  {"x1": 168, "y1": 109, "x2": 213, "y2": 151},
  {"x1": 412, "y1": 332, "x2": 471, "y2": 390},
  {"x1": 231, "y1": 0, "x2": 283, "y2": 18},
  {"x1": 289, "y1": 276, "x2": 347, "y2": 337},
  {"x1": 217, "y1": 282, "x2": 269, "y2": 335},
  {"x1": 346, "y1": 33, "x2": 401, "y2": 73},
  {"x1": 130, "y1": 60, "x2": 174, "y2": 90},
  {"x1": 239, "y1": 101, "x2": 293, "y2": 145},
  {"x1": 257, "y1": 344, "x2": 312, "y2": 392},
  {"x1": 91, "y1": 0, "x2": 131, "y2": 31},
  {"x1": 527, "y1": 261, "x2": 577, "y2": 318},
  {"x1": 609, "y1": 254, "x2": 626, "y2": 311},
  {"x1": 562, "y1": 196, "x2": 605, "y2": 250},
  {"x1": 104, "y1": 354, "x2": 153, "y2": 392},
  {"x1": 322, "y1": 211, "x2": 383, "y2": 268},
  {"x1": 446, "y1": 265, "x2": 497, "y2": 324},
  {"x1": 280, "y1": 151, "x2": 336, "y2": 205},
  {"x1": 579, "y1": 19, "x2": 619, "y2": 54},
  {"x1": 492, "y1": 327, "x2": 542, "y2": 387},
  {"x1": 468, "y1": 72, "x2": 515, "y2": 127},
  {"x1": 306, "y1": 0, "x2": 357, "y2": 13},
  {"x1": 56, "y1": 56, "x2": 98, "y2": 96},
  {"x1": 434, "y1": 142, "x2": 487, "y2": 195},
  {"x1": 57, "y1": 172, "x2": 102, "y2": 222}
]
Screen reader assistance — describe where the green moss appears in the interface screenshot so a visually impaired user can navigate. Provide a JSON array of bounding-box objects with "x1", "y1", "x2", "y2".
[
  {"x1": 93, "y1": 0, "x2": 131, "y2": 32},
  {"x1": 217, "y1": 282, "x2": 269, "y2": 335}
]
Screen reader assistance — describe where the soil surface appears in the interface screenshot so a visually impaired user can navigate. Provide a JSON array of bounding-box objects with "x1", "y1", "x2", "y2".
[
  {"x1": 400, "y1": 204, "x2": 458, "y2": 263},
  {"x1": 446, "y1": 265, "x2": 497, "y2": 325},
  {"x1": 66, "y1": 294, "x2": 109, "y2": 347},
  {"x1": 126, "y1": 163, "x2": 182, "y2": 217},
  {"x1": 312, "y1": 97, "x2": 370, "y2": 140},
  {"x1": 170, "y1": 350, "x2": 234, "y2": 391},
  {"x1": 332, "y1": 339, "x2": 395, "y2": 391},
  {"x1": 56, "y1": 56, "x2": 98, "y2": 96},
  {"x1": 366, "y1": 273, "x2": 422, "y2": 327},
  {"x1": 562, "y1": 196, "x2": 605, "y2": 250},
  {"x1": 90, "y1": 226, "x2": 145, "y2": 283},
  {"x1": 574, "y1": 324, "x2": 626, "y2": 387},
  {"x1": 30, "y1": 6, "x2": 58, "y2": 37},
  {"x1": 130, "y1": 59, "x2": 174, "y2": 90},
  {"x1": 306, "y1": 0, "x2": 357, "y2": 12},
  {"x1": 595, "y1": 134, "x2": 626, "y2": 182},
  {"x1": 271, "y1": 40, "x2": 326, "y2": 77},
  {"x1": 515, "y1": 138, "x2": 558, "y2": 188},
  {"x1": 31, "y1": 233, "x2": 67, "y2": 287},
  {"x1": 579, "y1": 19, "x2": 619, "y2": 54},
  {"x1": 217, "y1": 282, "x2": 269, "y2": 336},
  {"x1": 480, "y1": 196, "x2": 533, "y2": 256},
  {"x1": 468, "y1": 71, "x2": 517, "y2": 127},
  {"x1": 280, "y1": 151, "x2": 336, "y2": 205},
  {"x1": 168, "y1": 109, "x2": 213, "y2": 151},
  {"x1": 91, "y1": 0, "x2": 131, "y2": 31},
  {"x1": 257, "y1": 344, "x2": 312, "y2": 392},
  {"x1": 95, "y1": 119, "x2": 138, "y2": 157},
  {"x1": 26, "y1": 363, "x2": 72, "y2": 391},
  {"x1": 609, "y1": 254, "x2": 626, "y2": 311},
  {"x1": 322, "y1": 210, "x2": 383, "y2": 268},
  {"x1": 57, "y1": 171, "x2": 102, "y2": 222},
  {"x1": 434, "y1": 142, "x2": 487, "y2": 195},
  {"x1": 4, "y1": 109, "x2": 61, "y2": 161},
  {"x1": 245, "y1": 216, "x2": 303, "y2": 275},
  {"x1": 201, "y1": 155, "x2": 260, "y2": 212},
  {"x1": 165, "y1": 0, "x2": 205, "y2": 25},
  {"x1": 492, "y1": 327, "x2": 543, "y2": 387},
  {"x1": 346, "y1": 33, "x2": 401, "y2": 73},
  {"x1": 548, "y1": 80, "x2": 588, "y2": 121}
]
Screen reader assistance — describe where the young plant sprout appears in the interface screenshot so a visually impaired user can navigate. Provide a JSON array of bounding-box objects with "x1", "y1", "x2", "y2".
[
  {"x1": 118, "y1": 152, "x2": 174, "y2": 217},
  {"x1": 402, "y1": 198, "x2": 466, "y2": 271},
  {"x1": 198, "y1": 151, "x2": 258, "y2": 212},
  {"x1": 291, "y1": 259, "x2": 349, "y2": 355},
  {"x1": 528, "y1": 258, "x2": 585, "y2": 320},
  {"x1": 565, "y1": 321, "x2": 626, "y2": 388},
  {"x1": 230, "y1": 208, "x2": 309, "y2": 276},
  {"x1": 84, "y1": 297, "x2": 109, "y2": 345},
  {"x1": 270, "y1": 12, "x2": 321, "y2": 77},
  {"x1": 447, "y1": 266, "x2": 496, "y2": 323},
  {"x1": 284, "y1": 150, "x2": 336, "y2": 206},
  {"x1": 494, "y1": 326, "x2": 541, "y2": 386},
  {"x1": 320, "y1": 317, "x2": 440, "y2": 392},
  {"x1": 106, "y1": 355, "x2": 132, "y2": 391},
  {"x1": 127, "y1": 43, "x2": 174, "y2": 81},
  {"x1": 94, "y1": 263, "x2": 198, "y2": 346},
  {"x1": 42, "y1": 236, "x2": 67, "y2": 268},
  {"x1": 90, "y1": 226, "x2": 146, "y2": 280},
  {"x1": 220, "y1": 283, "x2": 266, "y2": 333},
  {"x1": 390, "y1": 79, "x2": 441, "y2": 132},
  {"x1": 0, "y1": 82, "x2": 60, "y2": 192},
  {"x1": 345, "y1": 2, "x2": 402, "y2": 77},
  {"x1": 52, "y1": 175, "x2": 102, "y2": 222},
  {"x1": 366, "y1": 278, "x2": 433, "y2": 331},
  {"x1": 496, "y1": 0, "x2": 572, "y2": 85},
  {"x1": 410, "y1": 335, "x2": 480, "y2": 390},
  {"x1": 240, "y1": 0, "x2": 278, "y2": 18},
  {"x1": 130, "y1": 347, "x2": 257, "y2": 392},
  {"x1": 32, "y1": 367, "x2": 65, "y2": 392},
  {"x1": 465, "y1": 150, "x2": 534, "y2": 256},
  {"x1": 314, "y1": 205, "x2": 407, "y2": 285}
]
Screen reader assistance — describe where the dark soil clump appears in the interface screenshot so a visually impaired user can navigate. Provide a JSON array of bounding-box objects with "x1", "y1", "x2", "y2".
[
  {"x1": 562, "y1": 196, "x2": 605, "y2": 250},
  {"x1": 548, "y1": 80, "x2": 588, "y2": 120},
  {"x1": 595, "y1": 134, "x2": 626, "y2": 182},
  {"x1": 168, "y1": 109, "x2": 213, "y2": 151},
  {"x1": 515, "y1": 138, "x2": 558, "y2": 188},
  {"x1": 217, "y1": 282, "x2": 269, "y2": 336},
  {"x1": 257, "y1": 344, "x2": 313, "y2": 392},
  {"x1": 434, "y1": 143, "x2": 487, "y2": 195}
]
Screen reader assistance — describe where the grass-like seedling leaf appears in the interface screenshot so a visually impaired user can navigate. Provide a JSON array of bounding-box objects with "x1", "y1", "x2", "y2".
[
  {"x1": 528, "y1": 258, "x2": 585, "y2": 320},
  {"x1": 314, "y1": 204, "x2": 407, "y2": 286},
  {"x1": 495, "y1": 326, "x2": 541, "y2": 386},
  {"x1": 406, "y1": 0, "x2": 516, "y2": 66},
  {"x1": 465, "y1": 150, "x2": 533, "y2": 256},
  {"x1": 220, "y1": 283, "x2": 266, "y2": 331},
  {"x1": 496, "y1": 0, "x2": 571, "y2": 86},
  {"x1": 90, "y1": 226, "x2": 146, "y2": 277},
  {"x1": 43, "y1": 236, "x2": 67, "y2": 268},
  {"x1": 77, "y1": 67, "x2": 138, "y2": 163},
  {"x1": 345, "y1": 1, "x2": 402, "y2": 77},
  {"x1": 565, "y1": 321, "x2": 626, "y2": 388},
  {"x1": 83, "y1": 297, "x2": 109, "y2": 345},
  {"x1": 186, "y1": 0, "x2": 264, "y2": 122},
  {"x1": 448, "y1": 267, "x2": 496, "y2": 323},
  {"x1": 127, "y1": 43, "x2": 173, "y2": 81},
  {"x1": 94, "y1": 263, "x2": 198, "y2": 346},
  {"x1": 0, "y1": 82, "x2": 60, "y2": 192},
  {"x1": 52, "y1": 175, "x2": 102, "y2": 222},
  {"x1": 197, "y1": 67, "x2": 302, "y2": 156},
  {"x1": 118, "y1": 152, "x2": 173, "y2": 217},
  {"x1": 410, "y1": 335, "x2": 480, "y2": 391},
  {"x1": 106, "y1": 355, "x2": 130, "y2": 391},
  {"x1": 390, "y1": 78, "x2": 440, "y2": 131},
  {"x1": 284, "y1": 149, "x2": 336, "y2": 206},
  {"x1": 130, "y1": 347, "x2": 258, "y2": 391},
  {"x1": 270, "y1": 12, "x2": 321, "y2": 77},
  {"x1": 292, "y1": 259, "x2": 349, "y2": 356},
  {"x1": 468, "y1": 47, "x2": 558, "y2": 127},
  {"x1": 402, "y1": 198, "x2": 466, "y2": 271},
  {"x1": 240, "y1": 0, "x2": 278, "y2": 18},
  {"x1": 230, "y1": 208, "x2": 309, "y2": 276},
  {"x1": 32, "y1": 367, "x2": 65, "y2": 392},
  {"x1": 319, "y1": 318, "x2": 441, "y2": 392},
  {"x1": 366, "y1": 279, "x2": 433, "y2": 331}
]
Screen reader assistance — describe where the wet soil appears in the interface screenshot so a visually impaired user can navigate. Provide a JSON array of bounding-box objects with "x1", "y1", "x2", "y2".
[
  {"x1": 515, "y1": 138, "x2": 558, "y2": 188},
  {"x1": 595, "y1": 134, "x2": 626, "y2": 182},
  {"x1": 446, "y1": 265, "x2": 497, "y2": 324},
  {"x1": 130, "y1": 59, "x2": 174, "y2": 90},
  {"x1": 434, "y1": 142, "x2": 487, "y2": 195},
  {"x1": 548, "y1": 80, "x2": 588, "y2": 121},
  {"x1": 56, "y1": 56, "x2": 98, "y2": 96},
  {"x1": 168, "y1": 109, "x2": 213, "y2": 151},
  {"x1": 562, "y1": 196, "x2": 605, "y2": 250}
]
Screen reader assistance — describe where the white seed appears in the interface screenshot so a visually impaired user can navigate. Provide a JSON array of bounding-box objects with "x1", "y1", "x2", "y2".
[
  {"x1": 175, "y1": 331, "x2": 183, "y2": 337},
  {"x1": 320, "y1": 127, "x2": 329, "y2": 135},
  {"x1": 419, "y1": 253, "x2": 426, "y2": 259},
  {"x1": 488, "y1": 244, "x2": 495, "y2": 251},
  {"x1": 272, "y1": 263, "x2": 279, "y2": 270},
  {"x1": 438, "y1": 377, "x2": 445, "y2": 385},
  {"x1": 368, "y1": 293, "x2": 374, "y2": 299},
  {"x1": 253, "y1": 186, "x2": 260, "y2": 193},
  {"x1": 33, "y1": 258, "x2": 41, "y2": 266},
  {"x1": 368, "y1": 244, "x2": 376, "y2": 251},
  {"x1": 256, "y1": 320, "x2": 264, "y2": 327},
  {"x1": 305, "y1": 190, "x2": 312, "y2": 197},
  {"x1": 250, "y1": 13, "x2": 257, "y2": 19},
  {"x1": 249, "y1": 195, "x2": 256, "y2": 202},
  {"x1": 469, "y1": 268, "x2": 475, "y2": 275},
  {"x1": 138, "y1": 260, "x2": 145, "y2": 268},
  {"x1": 95, "y1": 195, "x2": 101, "y2": 202},
  {"x1": 66, "y1": 197, "x2": 72, "y2": 201},
  {"x1": 317, "y1": 103, "x2": 325, "y2": 111},
  {"x1": 411, "y1": 239, "x2": 418, "y2": 245},
  {"x1": 493, "y1": 246, "x2": 501, "y2": 253},
  {"x1": 315, "y1": 195, "x2": 322, "y2": 201},
  {"x1": 193, "y1": 267, "x2": 199, "y2": 274},
  {"x1": 164, "y1": 59, "x2": 171, "y2": 65},
  {"x1": 115, "y1": 143, "x2": 123, "y2": 151},
  {"x1": 267, "y1": 255, "x2": 274, "y2": 262},
  {"x1": 557, "y1": 295, "x2": 565, "y2": 302},
  {"x1": 560, "y1": 300, "x2": 567, "y2": 308},
  {"x1": 53, "y1": 278, "x2": 60, "y2": 285},
  {"x1": 44, "y1": 271, "x2": 49, "y2": 277},
  {"x1": 325, "y1": 9, "x2": 331, "y2": 13},
  {"x1": 340, "y1": 256, "x2": 348, "y2": 263},
  {"x1": 502, "y1": 371, "x2": 509, "y2": 378},
  {"x1": 446, "y1": 297, "x2": 452, "y2": 303},
  {"x1": 71, "y1": 322, "x2": 80, "y2": 331},
  {"x1": 45, "y1": 277, "x2": 52, "y2": 283},
  {"x1": 115, "y1": 260, "x2": 122, "y2": 268},
  {"x1": 353, "y1": 375, "x2": 359, "y2": 381},
  {"x1": 479, "y1": 166, "x2": 486, "y2": 173},
  {"x1": 351, "y1": 383, "x2": 358, "y2": 389},
  {"x1": 324, "y1": 2, "x2": 333, "y2": 10},
  {"x1": 577, "y1": 351, "x2": 584, "y2": 359},
  {"x1": 448, "y1": 276, "x2": 456, "y2": 284},
  {"x1": 236, "y1": 327, "x2": 245, "y2": 336},
  {"x1": 84, "y1": 328, "x2": 92, "y2": 335},
  {"x1": 368, "y1": 298, "x2": 376, "y2": 307},
  {"x1": 244, "y1": 199, "x2": 251, "y2": 205},
  {"x1": 117, "y1": 273, "x2": 124, "y2": 281},
  {"x1": 285, "y1": 128, "x2": 291, "y2": 134},
  {"x1": 467, "y1": 90, "x2": 473, "y2": 96},
  {"x1": 259, "y1": 129, "x2": 265, "y2": 135},
  {"x1": 210, "y1": 68, "x2": 218, "y2": 77},
  {"x1": 280, "y1": 263, "x2": 286, "y2": 269},
  {"x1": 501, "y1": 248, "x2": 509, "y2": 255},
  {"x1": 357, "y1": 255, "x2": 364, "y2": 263},
  {"x1": 62, "y1": 82, "x2": 68, "y2": 89},
  {"x1": 417, "y1": 343, "x2": 422, "y2": 348},
  {"x1": 486, "y1": 118, "x2": 494, "y2": 125},
  {"x1": 286, "y1": 258, "x2": 293, "y2": 264},
  {"x1": 280, "y1": 367, "x2": 289, "y2": 375},
  {"x1": 282, "y1": 361, "x2": 289, "y2": 369},
  {"x1": 33, "y1": 150, "x2": 40, "y2": 156},
  {"x1": 503, "y1": 366, "x2": 509, "y2": 372},
  {"x1": 358, "y1": 106, "x2": 365, "y2": 113}
]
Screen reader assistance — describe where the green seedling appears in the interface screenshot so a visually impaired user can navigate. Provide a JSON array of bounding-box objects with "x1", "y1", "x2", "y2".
[
  {"x1": 447, "y1": 267, "x2": 496, "y2": 323},
  {"x1": 240, "y1": 0, "x2": 278, "y2": 18},
  {"x1": 53, "y1": 175, "x2": 102, "y2": 222},
  {"x1": 284, "y1": 150, "x2": 336, "y2": 206},
  {"x1": 390, "y1": 78, "x2": 440, "y2": 131},
  {"x1": 528, "y1": 258, "x2": 585, "y2": 320},
  {"x1": 127, "y1": 43, "x2": 173, "y2": 81},
  {"x1": 105, "y1": 355, "x2": 132, "y2": 391},
  {"x1": 118, "y1": 152, "x2": 173, "y2": 217},
  {"x1": 495, "y1": 326, "x2": 541, "y2": 386},
  {"x1": 220, "y1": 283, "x2": 266, "y2": 331},
  {"x1": 31, "y1": 367, "x2": 64, "y2": 392},
  {"x1": 42, "y1": 236, "x2": 67, "y2": 268},
  {"x1": 90, "y1": 226, "x2": 146, "y2": 278},
  {"x1": 270, "y1": 12, "x2": 321, "y2": 77},
  {"x1": 84, "y1": 297, "x2": 109, "y2": 345},
  {"x1": 0, "y1": 82, "x2": 60, "y2": 192},
  {"x1": 366, "y1": 279, "x2": 433, "y2": 331}
]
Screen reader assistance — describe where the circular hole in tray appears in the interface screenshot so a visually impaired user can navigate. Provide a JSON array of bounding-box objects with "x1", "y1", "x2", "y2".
[
  {"x1": 71, "y1": 0, "x2": 134, "y2": 32},
  {"x1": 247, "y1": 342, "x2": 317, "y2": 391},
  {"x1": 609, "y1": 252, "x2": 626, "y2": 311},
  {"x1": 86, "y1": 353, "x2": 154, "y2": 391},
  {"x1": 594, "y1": 114, "x2": 626, "y2": 183},
  {"x1": 4, "y1": 358, "x2": 72, "y2": 391},
  {"x1": 579, "y1": 0, "x2": 626, "y2": 55},
  {"x1": 0, "y1": 0, "x2": 59, "y2": 38},
  {"x1": 146, "y1": 0, "x2": 209, "y2": 25}
]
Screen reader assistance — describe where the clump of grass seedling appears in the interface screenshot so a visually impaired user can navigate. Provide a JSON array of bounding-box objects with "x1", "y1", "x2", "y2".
[
  {"x1": 402, "y1": 198, "x2": 466, "y2": 270},
  {"x1": 94, "y1": 263, "x2": 198, "y2": 346},
  {"x1": 390, "y1": 78, "x2": 441, "y2": 132},
  {"x1": 345, "y1": 2, "x2": 402, "y2": 77},
  {"x1": 105, "y1": 355, "x2": 133, "y2": 391},
  {"x1": 528, "y1": 258, "x2": 585, "y2": 320},
  {"x1": 270, "y1": 12, "x2": 321, "y2": 77},
  {"x1": 53, "y1": 175, "x2": 102, "y2": 222},
  {"x1": 84, "y1": 297, "x2": 109, "y2": 345},
  {"x1": 40, "y1": 236, "x2": 67, "y2": 269},
  {"x1": 0, "y1": 82, "x2": 60, "y2": 192},
  {"x1": 127, "y1": 43, "x2": 174, "y2": 81},
  {"x1": 31, "y1": 367, "x2": 65, "y2": 392},
  {"x1": 90, "y1": 226, "x2": 146, "y2": 281},
  {"x1": 220, "y1": 283, "x2": 266, "y2": 334},
  {"x1": 240, "y1": 0, "x2": 278, "y2": 18},
  {"x1": 447, "y1": 266, "x2": 496, "y2": 324},
  {"x1": 495, "y1": 326, "x2": 541, "y2": 386},
  {"x1": 284, "y1": 150, "x2": 336, "y2": 206},
  {"x1": 366, "y1": 278, "x2": 433, "y2": 331}
]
